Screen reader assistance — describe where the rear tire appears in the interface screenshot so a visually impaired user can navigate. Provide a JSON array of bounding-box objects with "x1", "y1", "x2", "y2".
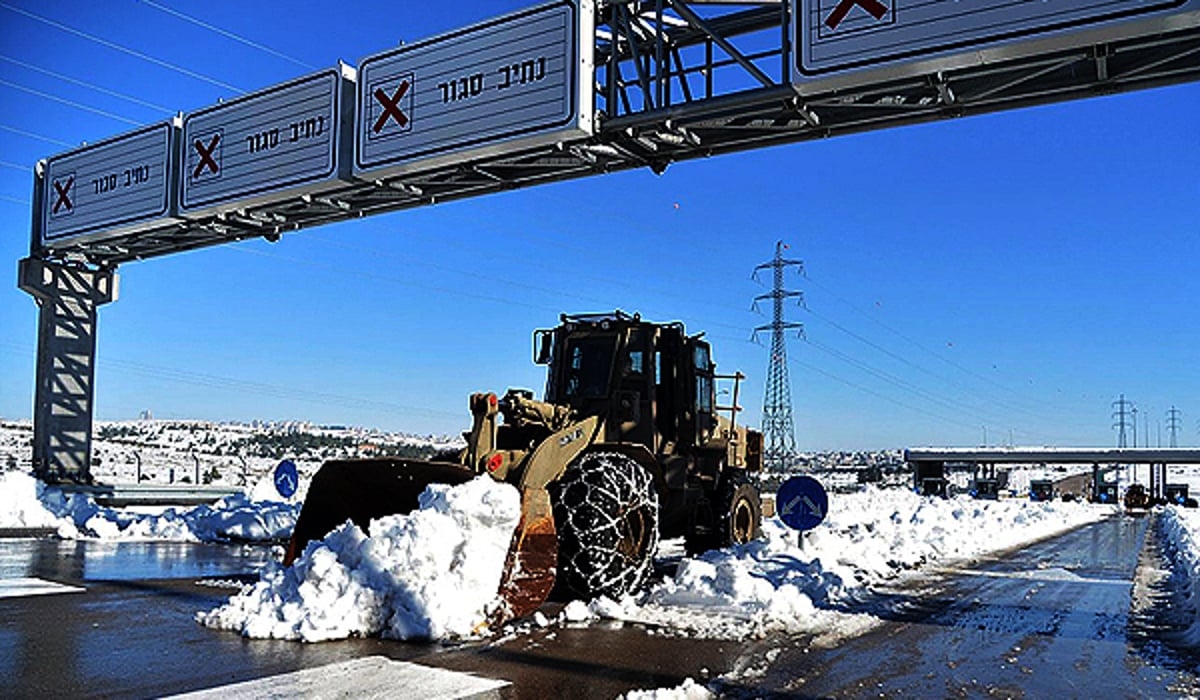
[
  {"x1": 686, "y1": 473, "x2": 762, "y2": 554},
  {"x1": 550, "y1": 452, "x2": 659, "y2": 599}
]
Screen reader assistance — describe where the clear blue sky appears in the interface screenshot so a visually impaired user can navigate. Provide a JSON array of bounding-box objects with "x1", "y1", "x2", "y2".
[{"x1": 0, "y1": 1, "x2": 1197, "y2": 450}]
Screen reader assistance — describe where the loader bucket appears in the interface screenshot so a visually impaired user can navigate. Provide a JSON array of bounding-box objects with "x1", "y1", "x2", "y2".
[
  {"x1": 284, "y1": 458, "x2": 474, "y2": 565},
  {"x1": 493, "y1": 487, "x2": 557, "y2": 623},
  {"x1": 283, "y1": 458, "x2": 559, "y2": 626}
]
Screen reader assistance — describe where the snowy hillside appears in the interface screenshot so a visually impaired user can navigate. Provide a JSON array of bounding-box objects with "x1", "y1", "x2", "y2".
[{"x1": 0, "y1": 419, "x2": 464, "y2": 489}]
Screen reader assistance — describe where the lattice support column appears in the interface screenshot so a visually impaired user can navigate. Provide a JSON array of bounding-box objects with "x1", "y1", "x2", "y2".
[{"x1": 18, "y1": 258, "x2": 118, "y2": 484}]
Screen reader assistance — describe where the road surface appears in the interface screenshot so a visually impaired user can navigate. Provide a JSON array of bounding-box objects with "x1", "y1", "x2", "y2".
[
  {"x1": 737, "y1": 514, "x2": 1200, "y2": 698},
  {"x1": 1, "y1": 514, "x2": 1197, "y2": 697}
]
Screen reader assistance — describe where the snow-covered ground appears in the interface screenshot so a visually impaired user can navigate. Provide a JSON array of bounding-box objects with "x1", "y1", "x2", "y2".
[
  {"x1": 191, "y1": 479, "x2": 1111, "y2": 645},
  {"x1": 0, "y1": 470, "x2": 299, "y2": 542},
  {"x1": 6, "y1": 418, "x2": 1200, "y2": 658},
  {"x1": 1158, "y1": 506, "x2": 1200, "y2": 646},
  {"x1": 589, "y1": 486, "x2": 1107, "y2": 642},
  {"x1": 0, "y1": 418, "x2": 460, "y2": 542}
]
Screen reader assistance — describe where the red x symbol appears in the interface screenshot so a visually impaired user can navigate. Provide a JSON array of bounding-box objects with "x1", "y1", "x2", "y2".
[
  {"x1": 51, "y1": 175, "x2": 74, "y2": 214},
  {"x1": 825, "y1": 0, "x2": 887, "y2": 30},
  {"x1": 372, "y1": 81, "x2": 410, "y2": 133},
  {"x1": 192, "y1": 133, "x2": 221, "y2": 178}
]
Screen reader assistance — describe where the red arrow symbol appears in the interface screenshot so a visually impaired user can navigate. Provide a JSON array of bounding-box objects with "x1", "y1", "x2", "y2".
[
  {"x1": 51, "y1": 175, "x2": 74, "y2": 214},
  {"x1": 192, "y1": 133, "x2": 221, "y2": 178},
  {"x1": 372, "y1": 81, "x2": 410, "y2": 133},
  {"x1": 825, "y1": 0, "x2": 888, "y2": 30}
]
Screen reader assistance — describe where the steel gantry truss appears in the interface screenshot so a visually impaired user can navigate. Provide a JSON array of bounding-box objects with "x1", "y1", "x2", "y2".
[
  {"x1": 17, "y1": 1, "x2": 1200, "y2": 481},
  {"x1": 34, "y1": 0, "x2": 1200, "y2": 268}
]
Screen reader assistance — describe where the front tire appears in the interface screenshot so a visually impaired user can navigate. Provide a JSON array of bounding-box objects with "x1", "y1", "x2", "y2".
[{"x1": 550, "y1": 452, "x2": 659, "y2": 599}]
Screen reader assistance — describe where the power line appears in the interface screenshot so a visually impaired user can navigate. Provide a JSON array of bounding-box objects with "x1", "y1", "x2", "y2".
[
  {"x1": 804, "y1": 272, "x2": 1069, "y2": 418},
  {"x1": 137, "y1": 0, "x2": 317, "y2": 70},
  {"x1": 0, "y1": 54, "x2": 175, "y2": 114},
  {"x1": 0, "y1": 2, "x2": 245, "y2": 94},
  {"x1": 704, "y1": 330, "x2": 990, "y2": 438},
  {"x1": 787, "y1": 356, "x2": 985, "y2": 434},
  {"x1": 803, "y1": 337, "x2": 1046, "y2": 440},
  {"x1": 0, "y1": 193, "x2": 30, "y2": 206},
  {"x1": 0, "y1": 123, "x2": 73, "y2": 147},
  {"x1": 0, "y1": 341, "x2": 462, "y2": 421},
  {"x1": 0, "y1": 160, "x2": 31, "y2": 171},
  {"x1": 0, "y1": 77, "x2": 141, "y2": 125},
  {"x1": 244, "y1": 234, "x2": 1072, "y2": 446}
]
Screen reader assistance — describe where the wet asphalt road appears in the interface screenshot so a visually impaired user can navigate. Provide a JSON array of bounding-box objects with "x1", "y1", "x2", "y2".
[
  {"x1": 0, "y1": 538, "x2": 739, "y2": 698},
  {"x1": 744, "y1": 514, "x2": 1200, "y2": 698},
  {"x1": 2, "y1": 514, "x2": 1198, "y2": 698}
]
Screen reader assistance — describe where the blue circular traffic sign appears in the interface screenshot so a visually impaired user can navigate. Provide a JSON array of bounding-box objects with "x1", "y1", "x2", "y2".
[
  {"x1": 274, "y1": 459, "x2": 298, "y2": 499},
  {"x1": 777, "y1": 475, "x2": 828, "y2": 532}
]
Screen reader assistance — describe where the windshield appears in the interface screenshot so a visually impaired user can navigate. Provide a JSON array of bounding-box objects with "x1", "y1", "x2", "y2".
[{"x1": 563, "y1": 335, "x2": 616, "y2": 400}]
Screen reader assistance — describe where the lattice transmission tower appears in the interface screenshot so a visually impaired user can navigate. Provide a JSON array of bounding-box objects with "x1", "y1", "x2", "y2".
[
  {"x1": 753, "y1": 241, "x2": 805, "y2": 471},
  {"x1": 1112, "y1": 394, "x2": 1133, "y2": 448},
  {"x1": 1167, "y1": 405, "x2": 1182, "y2": 448}
]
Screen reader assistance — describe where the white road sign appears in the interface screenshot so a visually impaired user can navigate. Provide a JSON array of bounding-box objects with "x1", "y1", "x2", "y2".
[
  {"x1": 180, "y1": 66, "x2": 354, "y2": 217},
  {"x1": 37, "y1": 121, "x2": 179, "y2": 251},
  {"x1": 795, "y1": 0, "x2": 1200, "y2": 82},
  {"x1": 355, "y1": 0, "x2": 594, "y2": 180}
]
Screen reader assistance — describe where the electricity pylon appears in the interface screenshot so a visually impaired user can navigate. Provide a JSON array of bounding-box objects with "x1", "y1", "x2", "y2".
[{"x1": 753, "y1": 241, "x2": 804, "y2": 471}]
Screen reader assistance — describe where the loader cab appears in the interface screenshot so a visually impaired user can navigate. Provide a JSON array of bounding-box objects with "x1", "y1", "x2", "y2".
[
  {"x1": 538, "y1": 313, "x2": 714, "y2": 450},
  {"x1": 687, "y1": 339, "x2": 717, "y2": 446},
  {"x1": 539, "y1": 314, "x2": 625, "y2": 413}
]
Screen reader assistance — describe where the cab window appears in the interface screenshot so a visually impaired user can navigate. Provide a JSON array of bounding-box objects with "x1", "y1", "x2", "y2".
[{"x1": 564, "y1": 336, "x2": 616, "y2": 399}]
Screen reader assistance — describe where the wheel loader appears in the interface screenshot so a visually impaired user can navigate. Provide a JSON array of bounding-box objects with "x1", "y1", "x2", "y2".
[{"x1": 286, "y1": 311, "x2": 764, "y2": 622}]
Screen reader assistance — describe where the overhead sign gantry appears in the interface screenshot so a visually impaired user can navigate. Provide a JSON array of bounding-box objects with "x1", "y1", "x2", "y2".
[
  {"x1": 18, "y1": 0, "x2": 1200, "y2": 482},
  {"x1": 179, "y1": 67, "x2": 356, "y2": 218},
  {"x1": 797, "y1": 0, "x2": 1197, "y2": 80},
  {"x1": 356, "y1": 0, "x2": 594, "y2": 179}
]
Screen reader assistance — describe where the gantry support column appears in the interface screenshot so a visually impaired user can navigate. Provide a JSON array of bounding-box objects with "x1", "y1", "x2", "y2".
[{"x1": 18, "y1": 258, "x2": 118, "y2": 484}]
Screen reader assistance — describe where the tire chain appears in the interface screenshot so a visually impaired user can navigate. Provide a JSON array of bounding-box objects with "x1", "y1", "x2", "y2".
[{"x1": 551, "y1": 452, "x2": 660, "y2": 599}]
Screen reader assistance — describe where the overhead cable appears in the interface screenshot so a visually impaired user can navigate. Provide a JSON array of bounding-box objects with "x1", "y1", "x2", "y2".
[
  {"x1": 0, "y1": 2, "x2": 245, "y2": 94},
  {"x1": 0, "y1": 77, "x2": 141, "y2": 125},
  {"x1": 137, "y1": 0, "x2": 317, "y2": 70},
  {"x1": 0, "y1": 123, "x2": 73, "y2": 148},
  {"x1": 0, "y1": 54, "x2": 175, "y2": 114}
]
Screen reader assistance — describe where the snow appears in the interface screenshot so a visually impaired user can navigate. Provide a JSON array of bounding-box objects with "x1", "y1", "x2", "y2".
[
  {"x1": 4, "y1": 418, "x2": 1178, "y2": 651},
  {"x1": 619, "y1": 678, "x2": 715, "y2": 700},
  {"x1": 590, "y1": 486, "x2": 1108, "y2": 641},
  {"x1": 0, "y1": 470, "x2": 298, "y2": 543},
  {"x1": 0, "y1": 471, "x2": 64, "y2": 530},
  {"x1": 197, "y1": 475, "x2": 520, "y2": 642},
  {"x1": 1159, "y1": 506, "x2": 1200, "y2": 646}
]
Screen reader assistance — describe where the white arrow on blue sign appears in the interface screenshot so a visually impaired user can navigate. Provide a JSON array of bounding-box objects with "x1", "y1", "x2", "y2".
[
  {"x1": 777, "y1": 475, "x2": 829, "y2": 532},
  {"x1": 274, "y1": 459, "x2": 299, "y2": 499}
]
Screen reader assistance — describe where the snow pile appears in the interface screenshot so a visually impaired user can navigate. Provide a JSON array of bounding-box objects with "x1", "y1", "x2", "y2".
[
  {"x1": 0, "y1": 471, "x2": 65, "y2": 530},
  {"x1": 1159, "y1": 505, "x2": 1200, "y2": 645},
  {"x1": 198, "y1": 475, "x2": 520, "y2": 642},
  {"x1": 619, "y1": 678, "x2": 715, "y2": 699},
  {"x1": 0, "y1": 470, "x2": 298, "y2": 542},
  {"x1": 597, "y1": 487, "x2": 1107, "y2": 640}
]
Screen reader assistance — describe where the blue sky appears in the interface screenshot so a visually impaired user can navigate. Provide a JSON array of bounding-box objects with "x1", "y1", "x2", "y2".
[{"x1": 0, "y1": 1, "x2": 1197, "y2": 450}]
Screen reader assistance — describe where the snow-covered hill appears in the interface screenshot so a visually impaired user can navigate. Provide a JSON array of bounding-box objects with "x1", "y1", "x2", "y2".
[{"x1": 0, "y1": 419, "x2": 464, "y2": 489}]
